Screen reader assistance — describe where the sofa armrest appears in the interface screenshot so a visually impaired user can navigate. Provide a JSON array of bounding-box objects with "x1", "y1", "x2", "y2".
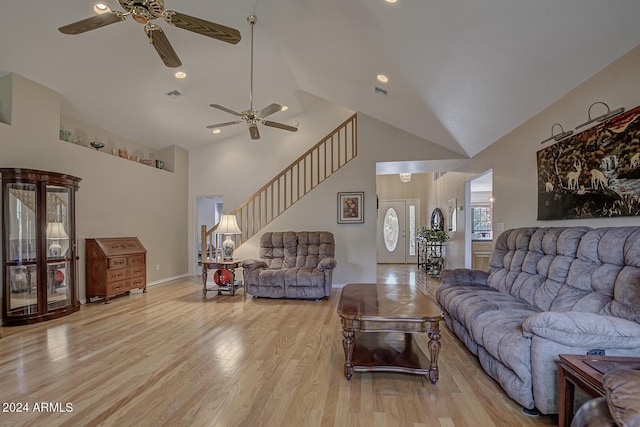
[
  {"x1": 522, "y1": 311, "x2": 640, "y2": 349},
  {"x1": 318, "y1": 257, "x2": 337, "y2": 272},
  {"x1": 440, "y1": 268, "x2": 489, "y2": 286},
  {"x1": 241, "y1": 259, "x2": 268, "y2": 271}
]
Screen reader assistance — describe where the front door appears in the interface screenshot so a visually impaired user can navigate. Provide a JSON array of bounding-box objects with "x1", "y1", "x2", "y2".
[{"x1": 377, "y1": 200, "x2": 419, "y2": 264}]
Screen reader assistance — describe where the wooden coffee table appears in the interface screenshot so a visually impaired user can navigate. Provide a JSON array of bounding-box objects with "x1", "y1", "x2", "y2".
[
  {"x1": 558, "y1": 354, "x2": 640, "y2": 427},
  {"x1": 337, "y1": 283, "x2": 444, "y2": 383}
]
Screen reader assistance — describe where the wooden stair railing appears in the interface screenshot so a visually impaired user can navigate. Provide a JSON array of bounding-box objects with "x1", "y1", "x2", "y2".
[
  {"x1": 201, "y1": 113, "x2": 357, "y2": 262},
  {"x1": 9, "y1": 189, "x2": 68, "y2": 222}
]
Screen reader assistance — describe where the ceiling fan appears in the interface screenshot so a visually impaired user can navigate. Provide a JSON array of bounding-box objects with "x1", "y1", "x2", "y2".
[
  {"x1": 58, "y1": 0, "x2": 241, "y2": 68},
  {"x1": 206, "y1": 15, "x2": 297, "y2": 140}
]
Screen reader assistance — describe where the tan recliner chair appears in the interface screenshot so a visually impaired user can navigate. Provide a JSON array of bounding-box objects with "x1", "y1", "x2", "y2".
[{"x1": 571, "y1": 368, "x2": 640, "y2": 427}]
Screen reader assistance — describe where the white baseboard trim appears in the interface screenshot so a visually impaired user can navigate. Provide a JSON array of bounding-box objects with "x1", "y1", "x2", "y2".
[
  {"x1": 79, "y1": 274, "x2": 191, "y2": 305},
  {"x1": 147, "y1": 273, "x2": 191, "y2": 287}
]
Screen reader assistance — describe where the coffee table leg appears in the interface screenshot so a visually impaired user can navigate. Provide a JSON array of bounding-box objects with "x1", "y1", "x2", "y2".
[
  {"x1": 342, "y1": 328, "x2": 355, "y2": 380},
  {"x1": 428, "y1": 321, "x2": 442, "y2": 384}
]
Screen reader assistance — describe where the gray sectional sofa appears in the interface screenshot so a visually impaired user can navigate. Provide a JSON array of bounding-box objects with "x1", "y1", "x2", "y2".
[
  {"x1": 436, "y1": 226, "x2": 640, "y2": 415},
  {"x1": 242, "y1": 231, "x2": 337, "y2": 299}
]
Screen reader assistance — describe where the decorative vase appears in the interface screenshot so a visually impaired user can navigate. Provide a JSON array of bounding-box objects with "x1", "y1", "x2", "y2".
[
  {"x1": 155, "y1": 160, "x2": 164, "y2": 169},
  {"x1": 222, "y1": 235, "x2": 235, "y2": 260},
  {"x1": 59, "y1": 130, "x2": 71, "y2": 141}
]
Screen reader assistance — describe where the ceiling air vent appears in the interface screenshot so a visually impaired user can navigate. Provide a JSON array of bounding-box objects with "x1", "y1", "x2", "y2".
[
  {"x1": 166, "y1": 89, "x2": 182, "y2": 99},
  {"x1": 374, "y1": 85, "x2": 388, "y2": 95}
]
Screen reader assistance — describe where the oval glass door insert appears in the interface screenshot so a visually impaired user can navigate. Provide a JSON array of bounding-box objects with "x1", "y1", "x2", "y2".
[{"x1": 383, "y1": 208, "x2": 399, "y2": 252}]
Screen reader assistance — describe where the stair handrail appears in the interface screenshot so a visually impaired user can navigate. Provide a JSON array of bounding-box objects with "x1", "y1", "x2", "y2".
[{"x1": 201, "y1": 113, "x2": 357, "y2": 262}]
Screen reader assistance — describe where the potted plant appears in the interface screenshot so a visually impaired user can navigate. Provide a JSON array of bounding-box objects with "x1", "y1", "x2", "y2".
[{"x1": 418, "y1": 226, "x2": 450, "y2": 242}]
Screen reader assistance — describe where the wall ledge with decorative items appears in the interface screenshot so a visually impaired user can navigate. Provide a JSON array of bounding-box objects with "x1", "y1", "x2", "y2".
[{"x1": 59, "y1": 114, "x2": 171, "y2": 171}]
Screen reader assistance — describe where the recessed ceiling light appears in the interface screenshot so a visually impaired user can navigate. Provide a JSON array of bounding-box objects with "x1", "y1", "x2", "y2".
[
  {"x1": 94, "y1": 3, "x2": 110, "y2": 14},
  {"x1": 377, "y1": 74, "x2": 389, "y2": 83},
  {"x1": 174, "y1": 71, "x2": 186, "y2": 79},
  {"x1": 385, "y1": 0, "x2": 398, "y2": 4},
  {"x1": 280, "y1": 105, "x2": 288, "y2": 111},
  {"x1": 212, "y1": 129, "x2": 221, "y2": 134}
]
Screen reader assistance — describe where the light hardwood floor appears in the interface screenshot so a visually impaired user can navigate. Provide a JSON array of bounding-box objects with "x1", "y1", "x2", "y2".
[{"x1": 0, "y1": 265, "x2": 557, "y2": 427}]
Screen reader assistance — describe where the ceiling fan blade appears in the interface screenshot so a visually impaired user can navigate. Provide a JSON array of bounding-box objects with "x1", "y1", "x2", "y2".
[
  {"x1": 58, "y1": 11, "x2": 126, "y2": 35},
  {"x1": 145, "y1": 25, "x2": 181, "y2": 68},
  {"x1": 249, "y1": 125, "x2": 261, "y2": 140},
  {"x1": 206, "y1": 121, "x2": 242, "y2": 129},
  {"x1": 209, "y1": 104, "x2": 242, "y2": 117},
  {"x1": 263, "y1": 121, "x2": 298, "y2": 132},
  {"x1": 259, "y1": 103, "x2": 283, "y2": 119},
  {"x1": 163, "y1": 11, "x2": 241, "y2": 44}
]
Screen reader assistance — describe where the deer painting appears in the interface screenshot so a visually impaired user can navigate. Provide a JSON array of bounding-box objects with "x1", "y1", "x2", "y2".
[
  {"x1": 590, "y1": 169, "x2": 608, "y2": 190},
  {"x1": 566, "y1": 160, "x2": 582, "y2": 190},
  {"x1": 545, "y1": 181, "x2": 554, "y2": 192}
]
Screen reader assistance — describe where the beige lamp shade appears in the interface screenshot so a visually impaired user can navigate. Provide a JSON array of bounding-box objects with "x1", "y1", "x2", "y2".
[
  {"x1": 217, "y1": 215, "x2": 241, "y2": 235},
  {"x1": 46, "y1": 222, "x2": 68, "y2": 239}
]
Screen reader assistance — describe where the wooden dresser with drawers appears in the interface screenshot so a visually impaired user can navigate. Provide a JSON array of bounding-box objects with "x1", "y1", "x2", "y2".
[{"x1": 85, "y1": 237, "x2": 147, "y2": 303}]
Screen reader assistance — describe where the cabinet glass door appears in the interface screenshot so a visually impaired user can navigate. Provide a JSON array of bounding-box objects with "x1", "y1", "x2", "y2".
[
  {"x1": 5, "y1": 183, "x2": 38, "y2": 316},
  {"x1": 46, "y1": 185, "x2": 72, "y2": 311}
]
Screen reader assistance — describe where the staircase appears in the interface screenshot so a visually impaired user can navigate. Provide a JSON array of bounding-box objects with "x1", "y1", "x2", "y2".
[
  {"x1": 10, "y1": 189, "x2": 68, "y2": 222},
  {"x1": 201, "y1": 113, "x2": 357, "y2": 260}
]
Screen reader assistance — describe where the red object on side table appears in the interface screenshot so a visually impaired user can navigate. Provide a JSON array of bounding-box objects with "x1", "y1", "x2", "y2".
[{"x1": 213, "y1": 269, "x2": 231, "y2": 285}]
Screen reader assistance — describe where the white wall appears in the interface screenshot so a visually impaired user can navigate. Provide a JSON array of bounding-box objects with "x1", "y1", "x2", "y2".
[
  {"x1": 431, "y1": 45, "x2": 640, "y2": 268},
  {"x1": 0, "y1": 74, "x2": 190, "y2": 303},
  {"x1": 189, "y1": 98, "x2": 464, "y2": 285}
]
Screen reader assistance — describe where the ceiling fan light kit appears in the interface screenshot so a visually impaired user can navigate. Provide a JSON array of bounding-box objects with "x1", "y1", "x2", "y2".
[
  {"x1": 58, "y1": 0, "x2": 241, "y2": 68},
  {"x1": 206, "y1": 15, "x2": 298, "y2": 140}
]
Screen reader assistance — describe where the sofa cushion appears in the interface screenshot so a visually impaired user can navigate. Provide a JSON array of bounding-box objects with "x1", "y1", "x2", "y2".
[
  {"x1": 259, "y1": 231, "x2": 297, "y2": 268},
  {"x1": 548, "y1": 227, "x2": 640, "y2": 321},
  {"x1": 284, "y1": 266, "x2": 325, "y2": 288},
  {"x1": 472, "y1": 308, "x2": 536, "y2": 381},
  {"x1": 295, "y1": 231, "x2": 335, "y2": 268}
]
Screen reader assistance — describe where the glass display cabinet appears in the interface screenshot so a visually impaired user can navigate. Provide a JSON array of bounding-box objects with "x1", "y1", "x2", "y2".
[{"x1": 1, "y1": 168, "x2": 81, "y2": 325}]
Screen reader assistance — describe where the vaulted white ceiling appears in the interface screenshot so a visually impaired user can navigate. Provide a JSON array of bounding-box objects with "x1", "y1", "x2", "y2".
[{"x1": 2, "y1": 0, "x2": 640, "y2": 157}]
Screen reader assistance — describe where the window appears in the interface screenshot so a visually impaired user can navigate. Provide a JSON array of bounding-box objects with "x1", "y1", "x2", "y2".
[
  {"x1": 471, "y1": 207, "x2": 492, "y2": 232},
  {"x1": 408, "y1": 204, "x2": 416, "y2": 256}
]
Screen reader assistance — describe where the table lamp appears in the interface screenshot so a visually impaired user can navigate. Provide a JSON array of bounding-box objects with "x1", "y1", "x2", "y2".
[
  {"x1": 217, "y1": 214, "x2": 241, "y2": 260},
  {"x1": 46, "y1": 222, "x2": 68, "y2": 257}
]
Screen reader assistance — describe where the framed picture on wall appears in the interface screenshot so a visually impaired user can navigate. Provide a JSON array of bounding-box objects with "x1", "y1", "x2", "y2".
[{"x1": 338, "y1": 192, "x2": 364, "y2": 223}]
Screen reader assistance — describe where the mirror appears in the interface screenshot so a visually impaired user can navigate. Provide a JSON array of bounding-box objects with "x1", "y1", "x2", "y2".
[{"x1": 430, "y1": 208, "x2": 444, "y2": 231}]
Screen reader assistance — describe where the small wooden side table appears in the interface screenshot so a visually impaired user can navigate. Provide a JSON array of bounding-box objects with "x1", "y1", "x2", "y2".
[
  {"x1": 558, "y1": 354, "x2": 640, "y2": 427},
  {"x1": 201, "y1": 259, "x2": 243, "y2": 299}
]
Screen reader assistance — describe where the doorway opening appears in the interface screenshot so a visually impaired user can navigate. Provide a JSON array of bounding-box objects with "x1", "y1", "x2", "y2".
[
  {"x1": 464, "y1": 170, "x2": 493, "y2": 269},
  {"x1": 195, "y1": 195, "x2": 224, "y2": 273}
]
